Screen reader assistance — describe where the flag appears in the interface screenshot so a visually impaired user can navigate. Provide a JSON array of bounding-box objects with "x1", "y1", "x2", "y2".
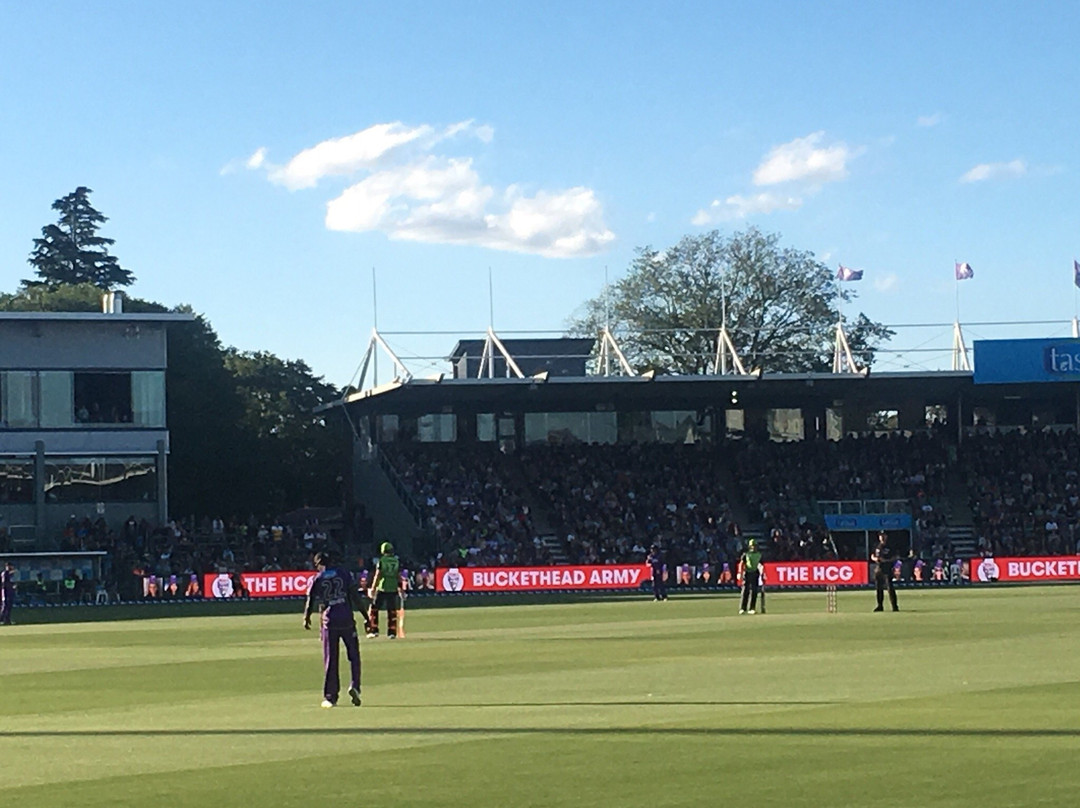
[
  {"x1": 955, "y1": 261, "x2": 974, "y2": 281},
  {"x1": 1074, "y1": 259, "x2": 1080, "y2": 289},
  {"x1": 837, "y1": 265, "x2": 863, "y2": 282}
]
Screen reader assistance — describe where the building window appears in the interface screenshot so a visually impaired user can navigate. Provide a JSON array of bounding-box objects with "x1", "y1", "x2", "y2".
[
  {"x1": 131, "y1": 371, "x2": 166, "y2": 427},
  {"x1": 44, "y1": 457, "x2": 157, "y2": 503},
  {"x1": 73, "y1": 372, "x2": 132, "y2": 424},
  {"x1": 417, "y1": 413, "x2": 457, "y2": 443},
  {"x1": 477, "y1": 413, "x2": 496, "y2": 442},
  {"x1": 1, "y1": 372, "x2": 37, "y2": 428},
  {"x1": 524, "y1": 412, "x2": 617, "y2": 444},
  {"x1": 39, "y1": 371, "x2": 74, "y2": 427},
  {"x1": 0, "y1": 460, "x2": 34, "y2": 503}
]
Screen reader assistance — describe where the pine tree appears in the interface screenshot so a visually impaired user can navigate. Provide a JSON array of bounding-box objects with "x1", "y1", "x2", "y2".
[{"x1": 26, "y1": 187, "x2": 135, "y2": 289}]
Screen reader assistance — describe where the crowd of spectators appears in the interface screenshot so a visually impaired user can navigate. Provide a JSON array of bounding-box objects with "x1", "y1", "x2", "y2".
[
  {"x1": 386, "y1": 443, "x2": 552, "y2": 567},
  {"x1": 47, "y1": 513, "x2": 333, "y2": 601},
  {"x1": 962, "y1": 428, "x2": 1080, "y2": 557},
  {"x1": 520, "y1": 442, "x2": 740, "y2": 569}
]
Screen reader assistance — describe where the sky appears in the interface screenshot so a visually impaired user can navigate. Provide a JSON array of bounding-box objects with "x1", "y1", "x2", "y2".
[{"x1": 2, "y1": 1, "x2": 1079, "y2": 385}]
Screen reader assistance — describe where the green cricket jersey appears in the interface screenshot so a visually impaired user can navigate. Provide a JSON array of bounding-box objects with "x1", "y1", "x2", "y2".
[{"x1": 376, "y1": 554, "x2": 401, "y2": 592}]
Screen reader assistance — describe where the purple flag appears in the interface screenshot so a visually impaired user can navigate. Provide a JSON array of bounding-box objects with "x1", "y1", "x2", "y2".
[
  {"x1": 1074, "y1": 259, "x2": 1080, "y2": 289},
  {"x1": 837, "y1": 265, "x2": 863, "y2": 282},
  {"x1": 955, "y1": 261, "x2": 974, "y2": 281}
]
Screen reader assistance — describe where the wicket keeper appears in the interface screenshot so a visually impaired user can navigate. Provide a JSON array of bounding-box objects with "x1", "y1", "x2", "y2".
[
  {"x1": 303, "y1": 551, "x2": 364, "y2": 708},
  {"x1": 367, "y1": 542, "x2": 403, "y2": 638},
  {"x1": 871, "y1": 532, "x2": 899, "y2": 612},
  {"x1": 738, "y1": 539, "x2": 762, "y2": 614}
]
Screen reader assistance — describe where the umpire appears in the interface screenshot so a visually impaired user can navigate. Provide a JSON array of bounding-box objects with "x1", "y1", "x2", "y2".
[{"x1": 871, "y1": 532, "x2": 899, "y2": 612}]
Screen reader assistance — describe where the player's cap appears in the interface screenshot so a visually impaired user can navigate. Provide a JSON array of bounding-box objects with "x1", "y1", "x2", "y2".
[
  {"x1": 313, "y1": 551, "x2": 331, "y2": 567},
  {"x1": 380, "y1": 541, "x2": 394, "y2": 554},
  {"x1": 748, "y1": 539, "x2": 757, "y2": 549}
]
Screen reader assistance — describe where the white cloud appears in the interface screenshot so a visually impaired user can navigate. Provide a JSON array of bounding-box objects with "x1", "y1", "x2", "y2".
[
  {"x1": 246, "y1": 147, "x2": 267, "y2": 169},
  {"x1": 246, "y1": 120, "x2": 611, "y2": 258},
  {"x1": 691, "y1": 192, "x2": 803, "y2": 225},
  {"x1": 752, "y1": 132, "x2": 853, "y2": 186},
  {"x1": 917, "y1": 113, "x2": 943, "y2": 128},
  {"x1": 324, "y1": 157, "x2": 613, "y2": 258},
  {"x1": 960, "y1": 159, "x2": 1028, "y2": 183},
  {"x1": 268, "y1": 123, "x2": 435, "y2": 190}
]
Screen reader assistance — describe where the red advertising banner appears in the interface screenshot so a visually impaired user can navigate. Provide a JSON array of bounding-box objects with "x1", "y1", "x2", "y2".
[
  {"x1": 764, "y1": 560, "x2": 869, "y2": 587},
  {"x1": 436, "y1": 564, "x2": 650, "y2": 593},
  {"x1": 203, "y1": 570, "x2": 317, "y2": 599},
  {"x1": 971, "y1": 556, "x2": 1080, "y2": 583}
]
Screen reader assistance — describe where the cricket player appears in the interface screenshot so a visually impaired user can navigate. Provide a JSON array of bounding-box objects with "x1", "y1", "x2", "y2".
[
  {"x1": 871, "y1": 532, "x2": 899, "y2": 612},
  {"x1": 738, "y1": 539, "x2": 762, "y2": 614},
  {"x1": 367, "y1": 542, "x2": 403, "y2": 638},
  {"x1": 1, "y1": 561, "x2": 15, "y2": 625},
  {"x1": 303, "y1": 551, "x2": 364, "y2": 708},
  {"x1": 646, "y1": 544, "x2": 667, "y2": 601}
]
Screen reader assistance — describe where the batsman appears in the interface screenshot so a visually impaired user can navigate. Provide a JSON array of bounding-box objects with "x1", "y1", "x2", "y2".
[
  {"x1": 737, "y1": 538, "x2": 763, "y2": 614},
  {"x1": 367, "y1": 541, "x2": 404, "y2": 638}
]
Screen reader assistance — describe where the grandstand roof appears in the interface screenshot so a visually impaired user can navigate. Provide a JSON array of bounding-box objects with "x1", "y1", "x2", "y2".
[{"x1": 329, "y1": 369, "x2": 1065, "y2": 417}]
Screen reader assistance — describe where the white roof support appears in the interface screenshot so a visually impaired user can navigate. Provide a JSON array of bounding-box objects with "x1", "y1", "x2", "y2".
[
  {"x1": 832, "y1": 318, "x2": 863, "y2": 374},
  {"x1": 951, "y1": 320, "x2": 971, "y2": 371},
  {"x1": 597, "y1": 327, "x2": 637, "y2": 376},
  {"x1": 354, "y1": 328, "x2": 413, "y2": 391},
  {"x1": 712, "y1": 325, "x2": 748, "y2": 375},
  {"x1": 477, "y1": 327, "x2": 525, "y2": 379}
]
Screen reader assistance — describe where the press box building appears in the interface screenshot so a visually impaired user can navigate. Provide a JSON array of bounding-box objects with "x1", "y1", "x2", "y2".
[{"x1": 0, "y1": 299, "x2": 192, "y2": 547}]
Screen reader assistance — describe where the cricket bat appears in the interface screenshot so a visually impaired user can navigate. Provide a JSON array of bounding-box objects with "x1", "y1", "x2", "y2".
[{"x1": 397, "y1": 592, "x2": 406, "y2": 638}]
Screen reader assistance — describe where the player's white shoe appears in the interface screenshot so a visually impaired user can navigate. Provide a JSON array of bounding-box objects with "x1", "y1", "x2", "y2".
[
  {"x1": 321, "y1": 699, "x2": 335, "y2": 708},
  {"x1": 748, "y1": 609, "x2": 756, "y2": 615},
  {"x1": 739, "y1": 609, "x2": 746, "y2": 614}
]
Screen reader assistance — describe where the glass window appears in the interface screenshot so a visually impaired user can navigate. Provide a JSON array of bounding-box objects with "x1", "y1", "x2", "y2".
[
  {"x1": 476, "y1": 413, "x2": 496, "y2": 442},
  {"x1": 131, "y1": 371, "x2": 165, "y2": 427},
  {"x1": 74, "y1": 372, "x2": 132, "y2": 424},
  {"x1": 44, "y1": 457, "x2": 157, "y2": 503},
  {"x1": 524, "y1": 412, "x2": 617, "y2": 444},
  {"x1": 768, "y1": 408, "x2": 804, "y2": 441},
  {"x1": 1, "y1": 371, "x2": 37, "y2": 428},
  {"x1": 0, "y1": 460, "x2": 34, "y2": 503},
  {"x1": 417, "y1": 413, "x2": 456, "y2": 443},
  {"x1": 39, "y1": 371, "x2": 74, "y2": 427},
  {"x1": 651, "y1": 410, "x2": 708, "y2": 443},
  {"x1": 377, "y1": 415, "x2": 399, "y2": 443}
]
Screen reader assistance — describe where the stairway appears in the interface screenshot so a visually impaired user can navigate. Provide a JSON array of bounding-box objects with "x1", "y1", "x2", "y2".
[
  {"x1": 947, "y1": 525, "x2": 977, "y2": 557},
  {"x1": 539, "y1": 534, "x2": 569, "y2": 564}
]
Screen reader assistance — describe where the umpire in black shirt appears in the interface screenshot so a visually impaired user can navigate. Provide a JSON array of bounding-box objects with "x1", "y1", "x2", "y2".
[{"x1": 871, "y1": 532, "x2": 899, "y2": 612}]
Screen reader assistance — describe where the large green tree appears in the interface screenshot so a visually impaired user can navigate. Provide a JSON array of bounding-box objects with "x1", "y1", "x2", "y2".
[
  {"x1": 569, "y1": 228, "x2": 893, "y2": 374},
  {"x1": 26, "y1": 187, "x2": 135, "y2": 290},
  {"x1": 224, "y1": 350, "x2": 348, "y2": 516}
]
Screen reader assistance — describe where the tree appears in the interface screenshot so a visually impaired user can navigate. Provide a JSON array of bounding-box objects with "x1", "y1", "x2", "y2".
[
  {"x1": 223, "y1": 350, "x2": 348, "y2": 515},
  {"x1": 568, "y1": 228, "x2": 893, "y2": 374},
  {"x1": 26, "y1": 187, "x2": 135, "y2": 290}
]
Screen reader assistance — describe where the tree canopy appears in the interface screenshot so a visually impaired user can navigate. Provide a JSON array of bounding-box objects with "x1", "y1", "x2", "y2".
[
  {"x1": 26, "y1": 186, "x2": 135, "y2": 290},
  {"x1": 568, "y1": 228, "x2": 893, "y2": 374}
]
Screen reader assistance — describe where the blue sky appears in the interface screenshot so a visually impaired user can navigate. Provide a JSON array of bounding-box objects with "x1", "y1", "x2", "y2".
[{"x1": 2, "y1": 1, "x2": 1078, "y2": 384}]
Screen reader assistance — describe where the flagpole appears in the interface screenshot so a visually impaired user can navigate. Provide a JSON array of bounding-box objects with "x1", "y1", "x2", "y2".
[{"x1": 954, "y1": 258, "x2": 960, "y2": 323}]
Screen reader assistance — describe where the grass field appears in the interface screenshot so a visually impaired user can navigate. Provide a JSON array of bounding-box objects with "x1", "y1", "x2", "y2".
[{"x1": 2, "y1": 586, "x2": 1080, "y2": 807}]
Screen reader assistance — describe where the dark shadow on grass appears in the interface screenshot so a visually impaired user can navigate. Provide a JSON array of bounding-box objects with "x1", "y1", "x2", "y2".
[
  {"x1": 2, "y1": 727, "x2": 1077, "y2": 739},
  {"x1": 408, "y1": 700, "x2": 837, "y2": 707}
]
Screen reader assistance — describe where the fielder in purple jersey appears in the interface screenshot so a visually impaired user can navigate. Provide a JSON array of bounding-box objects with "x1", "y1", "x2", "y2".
[
  {"x1": 303, "y1": 551, "x2": 363, "y2": 708},
  {"x1": 1, "y1": 561, "x2": 15, "y2": 625}
]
